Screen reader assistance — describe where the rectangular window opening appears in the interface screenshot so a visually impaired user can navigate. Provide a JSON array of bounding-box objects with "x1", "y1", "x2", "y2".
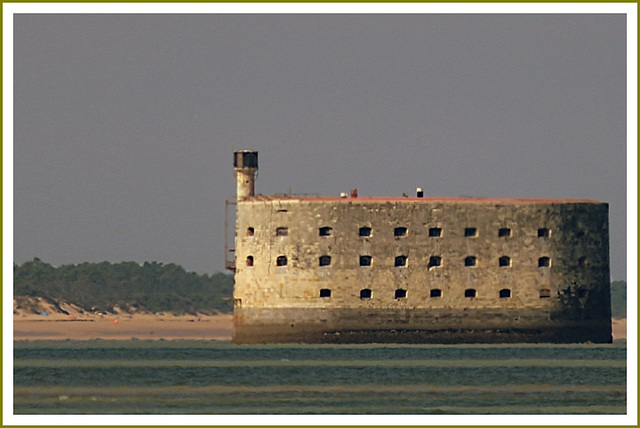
[
  {"x1": 499, "y1": 256, "x2": 511, "y2": 267},
  {"x1": 395, "y1": 289, "x2": 407, "y2": 299},
  {"x1": 498, "y1": 228, "x2": 511, "y2": 237},
  {"x1": 319, "y1": 227, "x2": 333, "y2": 236},
  {"x1": 395, "y1": 256, "x2": 407, "y2": 267},
  {"x1": 359, "y1": 227, "x2": 372, "y2": 237},
  {"x1": 360, "y1": 255, "x2": 372, "y2": 267},
  {"x1": 538, "y1": 228, "x2": 550, "y2": 237},
  {"x1": 394, "y1": 227, "x2": 408, "y2": 237}
]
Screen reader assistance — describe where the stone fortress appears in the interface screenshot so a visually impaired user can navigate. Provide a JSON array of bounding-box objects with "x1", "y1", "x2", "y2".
[{"x1": 229, "y1": 150, "x2": 612, "y2": 344}]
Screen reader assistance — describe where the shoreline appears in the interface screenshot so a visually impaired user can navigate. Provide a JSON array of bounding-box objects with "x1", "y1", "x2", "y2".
[
  {"x1": 13, "y1": 313, "x2": 234, "y2": 341},
  {"x1": 13, "y1": 313, "x2": 627, "y2": 342}
]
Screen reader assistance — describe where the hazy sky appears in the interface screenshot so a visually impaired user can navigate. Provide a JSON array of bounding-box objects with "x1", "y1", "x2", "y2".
[{"x1": 10, "y1": 7, "x2": 631, "y2": 280}]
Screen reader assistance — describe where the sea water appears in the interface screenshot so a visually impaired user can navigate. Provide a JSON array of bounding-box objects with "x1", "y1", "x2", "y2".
[{"x1": 13, "y1": 340, "x2": 626, "y2": 415}]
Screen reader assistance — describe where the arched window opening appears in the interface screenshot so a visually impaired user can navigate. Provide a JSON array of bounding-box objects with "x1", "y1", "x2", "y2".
[
  {"x1": 465, "y1": 288, "x2": 477, "y2": 298},
  {"x1": 319, "y1": 255, "x2": 331, "y2": 266},
  {"x1": 430, "y1": 289, "x2": 442, "y2": 298},
  {"x1": 246, "y1": 227, "x2": 255, "y2": 236},
  {"x1": 499, "y1": 256, "x2": 511, "y2": 267},
  {"x1": 395, "y1": 289, "x2": 407, "y2": 299},
  {"x1": 319, "y1": 227, "x2": 333, "y2": 237},
  {"x1": 276, "y1": 227, "x2": 288, "y2": 237},
  {"x1": 360, "y1": 255, "x2": 372, "y2": 267},
  {"x1": 538, "y1": 257, "x2": 551, "y2": 268},
  {"x1": 276, "y1": 255, "x2": 288, "y2": 266},
  {"x1": 395, "y1": 256, "x2": 407, "y2": 267},
  {"x1": 360, "y1": 288, "x2": 372, "y2": 299},
  {"x1": 319, "y1": 289, "x2": 332, "y2": 298},
  {"x1": 359, "y1": 227, "x2": 372, "y2": 237},
  {"x1": 246, "y1": 256, "x2": 254, "y2": 267},
  {"x1": 499, "y1": 288, "x2": 511, "y2": 298},
  {"x1": 394, "y1": 227, "x2": 408, "y2": 237},
  {"x1": 464, "y1": 256, "x2": 477, "y2": 267}
]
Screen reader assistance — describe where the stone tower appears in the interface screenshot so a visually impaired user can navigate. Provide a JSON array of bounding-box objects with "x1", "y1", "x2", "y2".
[{"x1": 233, "y1": 150, "x2": 258, "y2": 201}]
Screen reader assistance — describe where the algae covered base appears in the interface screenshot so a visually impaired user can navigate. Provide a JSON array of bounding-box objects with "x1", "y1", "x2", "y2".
[{"x1": 232, "y1": 307, "x2": 612, "y2": 344}]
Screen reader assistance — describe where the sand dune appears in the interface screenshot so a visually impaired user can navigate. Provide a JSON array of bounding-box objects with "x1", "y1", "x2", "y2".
[{"x1": 13, "y1": 297, "x2": 232, "y2": 341}]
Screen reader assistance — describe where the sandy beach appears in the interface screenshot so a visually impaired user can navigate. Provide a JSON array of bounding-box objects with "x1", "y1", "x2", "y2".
[
  {"x1": 13, "y1": 312, "x2": 233, "y2": 341},
  {"x1": 13, "y1": 296, "x2": 234, "y2": 341},
  {"x1": 611, "y1": 318, "x2": 627, "y2": 341},
  {"x1": 13, "y1": 312, "x2": 627, "y2": 342},
  {"x1": 13, "y1": 296, "x2": 626, "y2": 341}
]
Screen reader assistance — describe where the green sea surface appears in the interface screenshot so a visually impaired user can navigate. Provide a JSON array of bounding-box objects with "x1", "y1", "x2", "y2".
[{"x1": 13, "y1": 340, "x2": 627, "y2": 414}]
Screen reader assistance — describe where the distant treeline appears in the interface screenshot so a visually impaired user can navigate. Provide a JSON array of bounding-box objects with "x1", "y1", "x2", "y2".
[
  {"x1": 14, "y1": 258, "x2": 627, "y2": 318},
  {"x1": 13, "y1": 258, "x2": 233, "y2": 315}
]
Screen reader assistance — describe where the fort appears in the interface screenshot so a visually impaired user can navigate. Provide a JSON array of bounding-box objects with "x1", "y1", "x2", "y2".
[{"x1": 229, "y1": 150, "x2": 612, "y2": 344}]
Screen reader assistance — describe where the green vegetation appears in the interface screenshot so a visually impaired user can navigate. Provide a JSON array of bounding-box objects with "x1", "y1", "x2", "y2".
[
  {"x1": 13, "y1": 258, "x2": 233, "y2": 315},
  {"x1": 13, "y1": 258, "x2": 628, "y2": 319},
  {"x1": 610, "y1": 280, "x2": 626, "y2": 318}
]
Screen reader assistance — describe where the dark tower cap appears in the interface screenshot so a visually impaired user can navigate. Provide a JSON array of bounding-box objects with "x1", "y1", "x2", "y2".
[{"x1": 234, "y1": 150, "x2": 258, "y2": 169}]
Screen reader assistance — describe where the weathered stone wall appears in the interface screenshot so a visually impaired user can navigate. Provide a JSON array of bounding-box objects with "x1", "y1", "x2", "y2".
[
  {"x1": 232, "y1": 197, "x2": 611, "y2": 343},
  {"x1": 233, "y1": 307, "x2": 611, "y2": 344}
]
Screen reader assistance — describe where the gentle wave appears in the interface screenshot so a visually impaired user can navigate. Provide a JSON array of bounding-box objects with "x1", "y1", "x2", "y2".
[
  {"x1": 14, "y1": 342, "x2": 626, "y2": 414},
  {"x1": 13, "y1": 358, "x2": 627, "y2": 368},
  {"x1": 14, "y1": 384, "x2": 627, "y2": 415},
  {"x1": 15, "y1": 383, "x2": 627, "y2": 396}
]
